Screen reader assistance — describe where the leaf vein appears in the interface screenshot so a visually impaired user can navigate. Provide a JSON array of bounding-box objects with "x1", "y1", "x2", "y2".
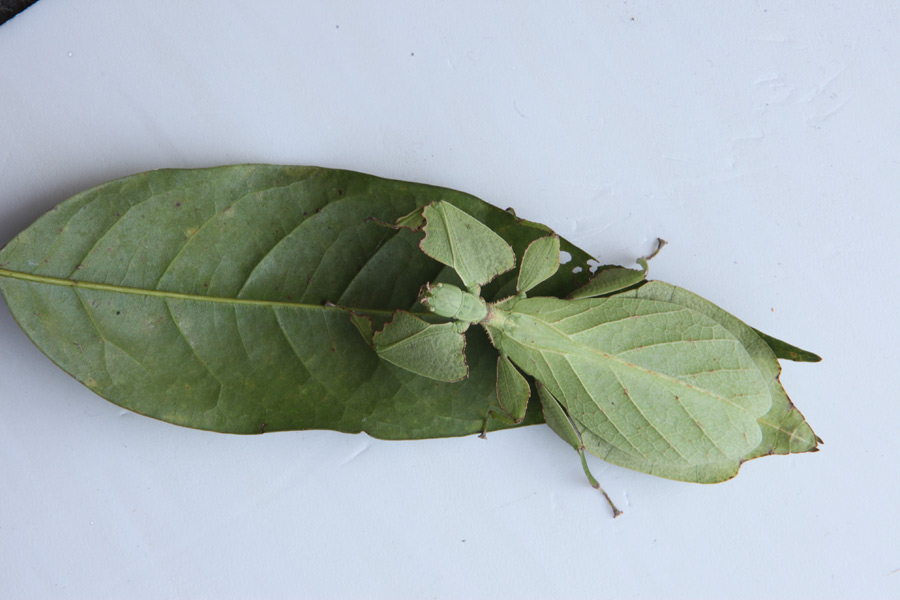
[
  {"x1": 164, "y1": 299, "x2": 227, "y2": 400},
  {"x1": 540, "y1": 350, "x2": 648, "y2": 460},
  {"x1": 610, "y1": 366, "x2": 693, "y2": 461}
]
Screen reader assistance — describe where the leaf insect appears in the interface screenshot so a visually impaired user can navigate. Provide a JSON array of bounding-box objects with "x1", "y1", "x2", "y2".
[{"x1": 365, "y1": 201, "x2": 792, "y2": 517}]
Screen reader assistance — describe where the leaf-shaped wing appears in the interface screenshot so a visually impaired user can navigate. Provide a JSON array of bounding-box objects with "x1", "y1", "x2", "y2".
[
  {"x1": 484, "y1": 296, "x2": 773, "y2": 482},
  {"x1": 621, "y1": 281, "x2": 820, "y2": 461},
  {"x1": 420, "y1": 201, "x2": 516, "y2": 289}
]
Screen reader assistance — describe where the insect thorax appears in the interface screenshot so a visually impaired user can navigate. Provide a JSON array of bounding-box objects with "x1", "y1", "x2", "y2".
[{"x1": 421, "y1": 283, "x2": 488, "y2": 323}]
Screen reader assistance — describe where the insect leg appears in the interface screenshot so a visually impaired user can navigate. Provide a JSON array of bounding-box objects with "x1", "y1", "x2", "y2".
[
  {"x1": 538, "y1": 382, "x2": 622, "y2": 517},
  {"x1": 479, "y1": 354, "x2": 530, "y2": 438},
  {"x1": 567, "y1": 238, "x2": 666, "y2": 300}
]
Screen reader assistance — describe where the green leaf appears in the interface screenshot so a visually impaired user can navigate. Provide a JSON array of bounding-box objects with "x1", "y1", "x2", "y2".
[
  {"x1": 373, "y1": 311, "x2": 468, "y2": 382},
  {"x1": 516, "y1": 235, "x2": 560, "y2": 294},
  {"x1": 420, "y1": 201, "x2": 516, "y2": 289},
  {"x1": 484, "y1": 295, "x2": 773, "y2": 482},
  {"x1": 0, "y1": 165, "x2": 598, "y2": 438},
  {"x1": 753, "y1": 328, "x2": 822, "y2": 363}
]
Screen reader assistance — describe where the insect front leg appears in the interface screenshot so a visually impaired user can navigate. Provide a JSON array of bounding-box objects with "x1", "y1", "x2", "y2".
[
  {"x1": 567, "y1": 238, "x2": 666, "y2": 300},
  {"x1": 479, "y1": 354, "x2": 530, "y2": 438},
  {"x1": 537, "y1": 382, "x2": 622, "y2": 517},
  {"x1": 372, "y1": 310, "x2": 469, "y2": 382}
]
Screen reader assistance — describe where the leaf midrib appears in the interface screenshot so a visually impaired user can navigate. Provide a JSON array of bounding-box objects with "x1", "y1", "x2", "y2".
[{"x1": 0, "y1": 268, "x2": 399, "y2": 317}]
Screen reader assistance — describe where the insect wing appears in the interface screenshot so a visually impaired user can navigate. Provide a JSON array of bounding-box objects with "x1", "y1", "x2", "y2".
[{"x1": 486, "y1": 296, "x2": 772, "y2": 482}]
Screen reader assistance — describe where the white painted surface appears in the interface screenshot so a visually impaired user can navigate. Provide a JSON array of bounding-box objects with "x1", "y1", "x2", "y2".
[{"x1": 0, "y1": 1, "x2": 897, "y2": 598}]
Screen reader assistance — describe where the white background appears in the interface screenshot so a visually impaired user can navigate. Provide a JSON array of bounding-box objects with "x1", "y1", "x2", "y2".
[{"x1": 1, "y1": 1, "x2": 898, "y2": 598}]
